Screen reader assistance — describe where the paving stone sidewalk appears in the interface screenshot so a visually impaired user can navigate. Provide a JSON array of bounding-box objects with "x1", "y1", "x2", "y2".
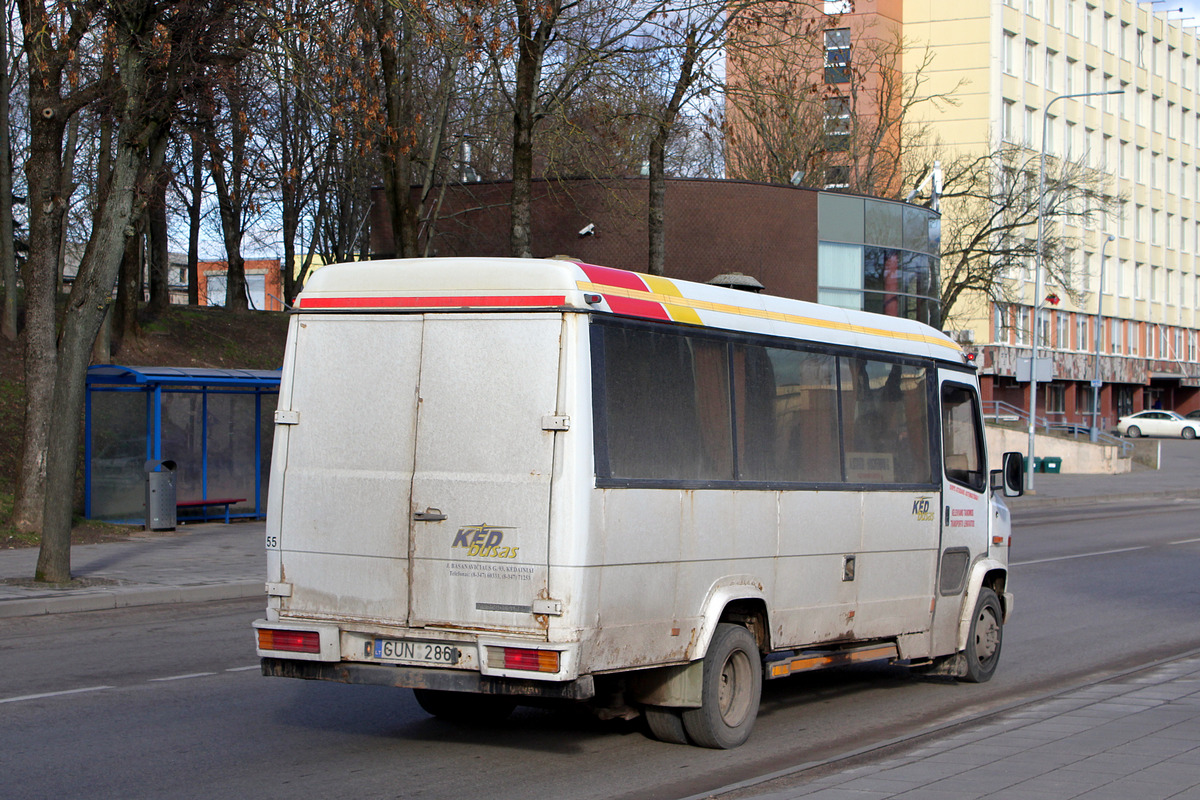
[
  {"x1": 0, "y1": 520, "x2": 265, "y2": 617},
  {"x1": 730, "y1": 653, "x2": 1200, "y2": 800}
]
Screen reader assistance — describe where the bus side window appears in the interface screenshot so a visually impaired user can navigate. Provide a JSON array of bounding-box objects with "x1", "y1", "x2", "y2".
[
  {"x1": 840, "y1": 358, "x2": 933, "y2": 485},
  {"x1": 941, "y1": 384, "x2": 985, "y2": 491}
]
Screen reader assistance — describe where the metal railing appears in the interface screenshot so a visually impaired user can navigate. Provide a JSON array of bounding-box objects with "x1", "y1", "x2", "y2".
[{"x1": 982, "y1": 400, "x2": 1132, "y2": 456}]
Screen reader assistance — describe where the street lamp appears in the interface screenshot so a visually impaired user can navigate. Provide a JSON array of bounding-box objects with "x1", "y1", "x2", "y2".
[
  {"x1": 1091, "y1": 234, "x2": 1116, "y2": 443},
  {"x1": 1028, "y1": 88, "x2": 1123, "y2": 491}
]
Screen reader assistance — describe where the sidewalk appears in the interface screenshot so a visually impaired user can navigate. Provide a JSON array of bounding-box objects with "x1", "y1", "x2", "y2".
[
  {"x1": 724, "y1": 651, "x2": 1200, "y2": 800},
  {"x1": 0, "y1": 520, "x2": 265, "y2": 618}
]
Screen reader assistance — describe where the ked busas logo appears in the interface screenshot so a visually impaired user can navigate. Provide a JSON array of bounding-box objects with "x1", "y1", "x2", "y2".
[
  {"x1": 912, "y1": 496, "x2": 936, "y2": 522},
  {"x1": 452, "y1": 524, "x2": 519, "y2": 559}
]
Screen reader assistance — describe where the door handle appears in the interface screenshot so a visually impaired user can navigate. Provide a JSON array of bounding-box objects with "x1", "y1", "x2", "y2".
[{"x1": 413, "y1": 508, "x2": 447, "y2": 522}]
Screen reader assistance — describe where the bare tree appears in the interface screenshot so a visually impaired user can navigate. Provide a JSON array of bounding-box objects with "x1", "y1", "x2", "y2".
[
  {"x1": 726, "y1": 14, "x2": 956, "y2": 199},
  {"x1": 909, "y1": 142, "x2": 1121, "y2": 326},
  {"x1": 20, "y1": 0, "x2": 254, "y2": 582}
]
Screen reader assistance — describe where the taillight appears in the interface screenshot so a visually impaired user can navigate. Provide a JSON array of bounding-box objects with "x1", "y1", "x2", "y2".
[
  {"x1": 258, "y1": 628, "x2": 320, "y2": 654},
  {"x1": 488, "y1": 647, "x2": 560, "y2": 673}
]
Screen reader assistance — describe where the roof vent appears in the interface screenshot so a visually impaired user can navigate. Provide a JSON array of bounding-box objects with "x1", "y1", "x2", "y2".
[{"x1": 707, "y1": 272, "x2": 765, "y2": 293}]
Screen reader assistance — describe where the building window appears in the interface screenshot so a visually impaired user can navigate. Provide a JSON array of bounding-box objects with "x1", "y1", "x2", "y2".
[
  {"x1": 1046, "y1": 384, "x2": 1065, "y2": 413},
  {"x1": 1025, "y1": 40, "x2": 1038, "y2": 81},
  {"x1": 1076, "y1": 314, "x2": 1088, "y2": 351},
  {"x1": 1017, "y1": 307, "x2": 1031, "y2": 346},
  {"x1": 824, "y1": 96, "x2": 851, "y2": 151},
  {"x1": 824, "y1": 165, "x2": 850, "y2": 189},
  {"x1": 1110, "y1": 318, "x2": 1121, "y2": 354},
  {"x1": 825, "y1": 29, "x2": 851, "y2": 83},
  {"x1": 1005, "y1": 32, "x2": 1017, "y2": 75},
  {"x1": 994, "y1": 303, "x2": 1008, "y2": 344},
  {"x1": 1056, "y1": 312, "x2": 1070, "y2": 350},
  {"x1": 1003, "y1": 100, "x2": 1015, "y2": 141}
]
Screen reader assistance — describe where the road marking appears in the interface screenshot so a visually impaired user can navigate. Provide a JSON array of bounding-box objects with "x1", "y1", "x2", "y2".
[
  {"x1": 1014, "y1": 546, "x2": 1147, "y2": 565},
  {"x1": 148, "y1": 672, "x2": 218, "y2": 682},
  {"x1": 1014, "y1": 537, "x2": 1200, "y2": 566},
  {"x1": 0, "y1": 686, "x2": 114, "y2": 705},
  {"x1": 225, "y1": 665, "x2": 259, "y2": 672}
]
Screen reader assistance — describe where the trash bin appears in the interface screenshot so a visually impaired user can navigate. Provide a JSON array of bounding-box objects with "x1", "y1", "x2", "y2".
[
  {"x1": 145, "y1": 460, "x2": 177, "y2": 531},
  {"x1": 1023, "y1": 456, "x2": 1042, "y2": 473},
  {"x1": 1041, "y1": 456, "x2": 1062, "y2": 474}
]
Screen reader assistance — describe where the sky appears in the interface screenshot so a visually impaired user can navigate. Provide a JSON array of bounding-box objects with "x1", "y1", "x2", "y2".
[{"x1": 1173, "y1": 2, "x2": 1200, "y2": 26}]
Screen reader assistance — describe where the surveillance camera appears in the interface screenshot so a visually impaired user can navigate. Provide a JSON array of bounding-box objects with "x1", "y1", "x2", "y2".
[{"x1": 578, "y1": 223, "x2": 595, "y2": 237}]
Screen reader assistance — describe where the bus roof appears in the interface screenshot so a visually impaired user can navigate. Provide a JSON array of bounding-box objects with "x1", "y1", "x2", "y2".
[{"x1": 294, "y1": 257, "x2": 963, "y2": 363}]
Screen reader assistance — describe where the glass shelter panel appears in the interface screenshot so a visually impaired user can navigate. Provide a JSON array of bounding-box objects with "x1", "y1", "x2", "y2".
[{"x1": 89, "y1": 391, "x2": 148, "y2": 519}]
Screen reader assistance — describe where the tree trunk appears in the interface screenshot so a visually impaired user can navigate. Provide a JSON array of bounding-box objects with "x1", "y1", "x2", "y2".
[
  {"x1": 509, "y1": 44, "x2": 537, "y2": 259},
  {"x1": 0, "y1": 10, "x2": 16, "y2": 342},
  {"x1": 647, "y1": 32, "x2": 699, "y2": 277},
  {"x1": 376, "y1": 0, "x2": 418, "y2": 258},
  {"x1": 508, "y1": 0, "x2": 558, "y2": 259},
  {"x1": 147, "y1": 132, "x2": 171, "y2": 314},
  {"x1": 187, "y1": 133, "x2": 201, "y2": 305},
  {"x1": 113, "y1": 214, "x2": 143, "y2": 349},
  {"x1": 12, "y1": 103, "x2": 68, "y2": 535},
  {"x1": 38, "y1": 143, "x2": 144, "y2": 582}
]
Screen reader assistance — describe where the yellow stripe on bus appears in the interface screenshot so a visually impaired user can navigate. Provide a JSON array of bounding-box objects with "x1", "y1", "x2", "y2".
[
  {"x1": 642, "y1": 274, "x2": 704, "y2": 325},
  {"x1": 578, "y1": 281, "x2": 962, "y2": 354}
]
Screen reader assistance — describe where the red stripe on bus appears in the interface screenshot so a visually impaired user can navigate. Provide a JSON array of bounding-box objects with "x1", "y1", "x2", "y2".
[
  {"x1": 297, "y1": 295, "x2": 566, "y2": 309},
  {"x1": 577, "y1": 263, "x2": 671, "y2": 321}
]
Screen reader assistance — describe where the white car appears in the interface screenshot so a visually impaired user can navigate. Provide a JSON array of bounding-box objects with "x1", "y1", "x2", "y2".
[{"x1": 1116, "y1": 410, "x2": 1200, "y2": 439}]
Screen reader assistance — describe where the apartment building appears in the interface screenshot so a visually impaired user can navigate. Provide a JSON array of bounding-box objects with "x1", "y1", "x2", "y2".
[{"x1": 736, "y1": 0, "x2": 1200, "y2": 424}]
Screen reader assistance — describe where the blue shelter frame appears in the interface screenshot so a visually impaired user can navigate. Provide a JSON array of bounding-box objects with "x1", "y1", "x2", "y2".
[{"x1": 85, "y1": 366, "x2": 281, "y2": 522}]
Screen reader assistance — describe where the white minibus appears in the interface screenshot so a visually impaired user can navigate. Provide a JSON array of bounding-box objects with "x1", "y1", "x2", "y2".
[{"x1": 255, "y1": 257, "x2": 1023, "y2": 748}]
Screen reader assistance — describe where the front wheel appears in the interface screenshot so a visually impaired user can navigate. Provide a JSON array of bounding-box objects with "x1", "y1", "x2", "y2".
[
  {"x1": 681, "y1": 623, "x2": 762, "y2": 749},
  {"x1": 961, "y1": 588, "x2": 1003, "y2": 683},
  {"x1": 1126, "y1": 425, "x2": 1142, "y2": 438}
]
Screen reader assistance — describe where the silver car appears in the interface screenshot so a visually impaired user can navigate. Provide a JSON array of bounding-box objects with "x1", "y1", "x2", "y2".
[{"x1": 1116, "y1": 410, "x2": 1200, "y2": 439}]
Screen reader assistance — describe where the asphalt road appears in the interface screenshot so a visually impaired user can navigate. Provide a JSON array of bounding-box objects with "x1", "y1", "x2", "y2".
[{"x1": 4, "y1": 498, "x2": 1200, "y2": 800}]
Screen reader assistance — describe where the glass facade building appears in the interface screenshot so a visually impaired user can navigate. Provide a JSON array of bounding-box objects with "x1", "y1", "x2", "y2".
[{"x1": 817, "y1": 192, "x2": 942, "y2": 329}]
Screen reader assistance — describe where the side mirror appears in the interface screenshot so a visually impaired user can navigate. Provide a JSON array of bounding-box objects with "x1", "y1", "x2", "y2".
[{"x1": 990, "y1": 451, "x2": 1024, "y2": 498}]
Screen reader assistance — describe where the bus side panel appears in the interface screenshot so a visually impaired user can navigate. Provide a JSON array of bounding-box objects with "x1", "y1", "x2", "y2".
[
  {"x1": 774, "y1": 491, "x2": 862, "y2": 646},
  {"x1": 855, "y1": 492, "x2": 939, "y2": 649}
]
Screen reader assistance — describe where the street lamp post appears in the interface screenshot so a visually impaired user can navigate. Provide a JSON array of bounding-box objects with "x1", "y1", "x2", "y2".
[
  {"x1": 1028, "y1": 89, "x2": 1122, "y2": 492},
  {"x1": 1091, "y1": 234, "x2": 1116, "y2": 442}
]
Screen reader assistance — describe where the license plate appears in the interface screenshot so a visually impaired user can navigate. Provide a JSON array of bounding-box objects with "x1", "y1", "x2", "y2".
[{"x1": 372, "y1": 638, "x2": 460, "y2": 665}]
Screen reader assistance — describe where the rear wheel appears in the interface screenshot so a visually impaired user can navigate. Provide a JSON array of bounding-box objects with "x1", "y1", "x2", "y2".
[
  {"x1": 1183, "y1": 427, "x2": 1197, "y2": 440},
  {"x1": 961, "y1": 588, "x2": 1003, "y2": 683},
  {"x1": 681, "y1": 623, "x2": 762, "y2": 749},
  {"x1": 413, "y1": 689, "x2": 516, "y2": 723},
  {"x1": 1126, "y1": 425, "x2": 1142, "y2": 438},
  {"x1": 644, "y1": 705, "x2": 689, "y2": 745}
]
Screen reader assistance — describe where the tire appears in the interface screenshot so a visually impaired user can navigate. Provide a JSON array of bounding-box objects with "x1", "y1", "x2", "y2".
[
  {"x1": 961, "y1": 587, "x2": 1003, "y2": 684},
  {"x1": 1183, "y1": 427, "x2": 1197, "y2": 440},
  {"x1": 644, "y1": 705, "x2": 690, "y2": 745},
  {"x1": 1126, "y1": 426, "x2": 1141, "y2": 438},
  {"x1": 413, "y1": 689, "x2": 516, "y2": 723},
  {"x1": 681, "y1": 623, "x2": 762, "y2": 749}
]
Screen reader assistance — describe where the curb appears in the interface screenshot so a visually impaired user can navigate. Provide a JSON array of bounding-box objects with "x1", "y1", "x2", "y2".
[{"x1": 0, "y1": 580, "x2": 264, "y2": 618}]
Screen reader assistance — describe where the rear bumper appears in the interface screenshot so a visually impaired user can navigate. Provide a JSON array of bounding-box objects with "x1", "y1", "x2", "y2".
[{"x1": 261, "y1": 657, "x2": 596, "y2": 701}]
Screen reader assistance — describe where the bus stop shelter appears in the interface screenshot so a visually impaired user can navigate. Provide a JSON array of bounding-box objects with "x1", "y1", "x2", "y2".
[{"x1": 85, "y1": 365, "x2": 281, "y2": 523}]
